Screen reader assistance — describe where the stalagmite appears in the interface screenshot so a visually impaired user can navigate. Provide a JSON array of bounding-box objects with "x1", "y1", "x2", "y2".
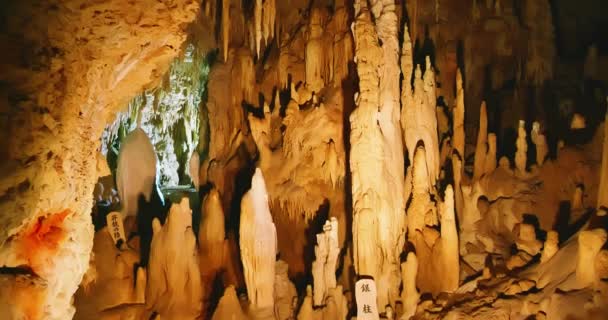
[
  {"x1": 540, "y1": 231, "x2": 559, "y2": 263},
  {"x1": 222, "y1": 0, "x2": 230, "y2": 62},
  {"x1": 437, "y1": 185, "x2": 460, "y2": 292},
  {"x1": 408, "y1": 146, "x2": 435, "y2": 236},
  {"x1": 572, "y1": 185, "x2": 584, "y2": 210},
  {"x1": 274, "y1": 260, "x2": 297, "y2": 320},
  {"x1": 400, "y1": 252, "x2": 420, "y2": 320},
  {"x1": 402, "y1": 61, "x2": 440, "y2": 186},
  {"x1": 351, "y1": 0, "x2": 406, "y2": 308},
  {"x1": 453, "y1": 69, "x2": 465, "y2": 159},
  {"x1": 514, "y1": 223, "x2": 542, "y2": 256},
  {"x1": 401, "y1": 24, "x2": 439, "y2": 186},
  {"x1": 484, "y1": 133, "x2": 498, "y2": 175},
  {"x1": 240, "y1": 168, "x2": 277, "y2": 310},
  {"x1": 297, "y1": 286, "x2": 315, "y2": 320},
  {"x1": 515, "y1": 120, "x2": 528, "y2": 174},
  {"x1": 74, "y1": 228, "x2": 146, "y2": 319},
  {"x1": 531, "y1": 121, "x2": 548, "y2": 166},
  {"x1": 452, "y1": 154, "x2": 464, "y2": 222},
  {"x1": 147, "y1": 198, "x2": 202, "y2": 319},
  {"x1": 598, "y1": 113, "x2": 608, "y2": 208},
  {"x1": 473, "y1": 101, "x2": 488, "y2": 180},
  {"x1": 571, "y1": 114, "x2": 586, "y2": 129},
  {"x1": 312, "y1": 218, "x2": 340, "y2": 306},
  {"x1": 211, "y1": 286, "x2": 247, "y2": 320},
  {"x1": 116, "y1": 128, "x2": 157, "y2": 217},
  {"x1": 198, "y1": 189, "x2": 228, "y2": 312},
  {"x1": 576, "y1": 229, "x2": 607, "y2": 287}
]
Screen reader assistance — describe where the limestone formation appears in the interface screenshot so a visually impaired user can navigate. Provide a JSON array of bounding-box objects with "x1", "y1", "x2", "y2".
[
  {"x1": 437, "y1": 185, "x2": 460, "y2": 292},
  {"x1": 351, "y1": 0, "x2": 406, "y2": 308},
  {"x1": 198, "y1": 189, "x2": 230, "y2": 313},
  {"x1": 0, "y1": 0, "x2": 199, "y2": 304},
  {"x1": 400, "y1": 252, "x2": 420, "y2": 320},
  {"x1": 116, "y1": 128, "x2": 157, "y2": 217},
  {"x1": 255, "y1": 0, "x2": 263, "y2": 57},
  {"x1": 531, "y1": 121, "x2": 548, "y2": 166},
  {"x1": 274, "y1": 260, "x2": 297, "y2": 320},
  {"x1": 515, "y1": 120, "x2": 528, "y2": 174},
  {"x1": 540, "y1": 231, "x2": 559, "y2": 263},
  {"x1": 576, "y1": 229, "x2": 607, "y2": 287},
  {"x1": 407, "y1": 146, "x2": 435, "y2": 238},
  {"x1": 147, "y1": 198, "x2": 203, "y2": 319},
  {"x1": 484, "y1": 133, "x2": 498, "y2": 175},
  {"x1": 473, "y1": 101, "x2": 488, "y2": 180},
  {"x1": 4, "y1": 1, "x2": 608, "y2": 319},
  {"x1": 453, "y1": 69, "x2": 466, "y2": 160},
  {"x1": 222, "y1": 0, "x2": 230, "y2": 62},
  {"x1": 312, "y1": 218, "x2": 340, "y2": 306},
  {"x1": 240, "y1": 168, "x2": 277, "y2": 310},
  {"x1": 211, "y1": 286, "x2": 247, "y2": 320}
]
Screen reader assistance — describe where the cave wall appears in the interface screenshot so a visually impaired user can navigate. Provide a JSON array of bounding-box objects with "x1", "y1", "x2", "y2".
[{"x1": 0, "y1": 0, "x2": 198, "y2": 318}]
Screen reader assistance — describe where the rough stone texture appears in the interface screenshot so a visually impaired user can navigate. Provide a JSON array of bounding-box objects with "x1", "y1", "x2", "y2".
[
  {"x1": 351, "y1": 0, "x2": 406, "y2": 309},
  {"x1": 0, "y1": 1, "x2": 198, "y2": 318}
]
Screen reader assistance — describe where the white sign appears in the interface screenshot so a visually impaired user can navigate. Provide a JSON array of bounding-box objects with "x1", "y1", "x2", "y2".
[
  {"x1": 355, "y1": 279, "x2": 379, "y2": 320},
  {"x1": 106, "y1": 211, "x2": 126, "y2": 246}
]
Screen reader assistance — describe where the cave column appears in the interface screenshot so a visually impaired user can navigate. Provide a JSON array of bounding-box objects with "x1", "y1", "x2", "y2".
[{"x1": 350, "y1": 0, "x2": 405, "y2": 310}]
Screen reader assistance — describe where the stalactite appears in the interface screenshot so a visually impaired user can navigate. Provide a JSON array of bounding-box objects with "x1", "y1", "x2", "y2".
[
  {"x1": 240, "y1": 168, "x2": 277, "y2": 310},
  {"x1": 351, "y1": 0, "x2": 406, "y2": 309},
  {"x1": 453, "y1": 69, "x2": 465, "y2": 160},
  {"x1": 522, "y1": 0, "x2": 555, "y2": 85},
  {"x1": 221, "y1": 0, "x2": 230, "y2": 62},
  {"x1": 254, "y1": 0, "x2": 263, "y2": 58},
  {"x1": 261, "y1": 0, "x2": 276, "y2": 44},
  {"x1": 473, "y1": 101, "x2": 488, "y2": 180},
  {"x1": 305, "y1": 8, "x2": 325, "y2": 93}
]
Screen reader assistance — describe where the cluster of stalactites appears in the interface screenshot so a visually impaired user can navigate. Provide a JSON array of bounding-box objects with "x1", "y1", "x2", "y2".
[{"x1": 253, "y1": 0, "x2": 276, "y2": 59}]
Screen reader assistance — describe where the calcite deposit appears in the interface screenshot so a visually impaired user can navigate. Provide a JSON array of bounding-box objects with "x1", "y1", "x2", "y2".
[{"x1": 2, "y1": 0, "x2": 608, "y2": 319}]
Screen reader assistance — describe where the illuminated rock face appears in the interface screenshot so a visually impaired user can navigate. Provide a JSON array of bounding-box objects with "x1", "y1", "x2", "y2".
[
  {"x1": 116, "y1": 128, "x2": 157, "y2": 218},
  {"x1": 0, "y1": 0, "x2": 197, "y2": 318},
  {"x1": 4, "y1": 0, "x2": 608, "y2": 319},
  {"x1": 147, "y1": 199, "x2": 203, "y2": 319},
  {"x1": 350, "y1": 0, "x2": 406, "y2": 309},
  {"x1": 240, "y1": 168, "x2": 277, "y2": 310}
]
